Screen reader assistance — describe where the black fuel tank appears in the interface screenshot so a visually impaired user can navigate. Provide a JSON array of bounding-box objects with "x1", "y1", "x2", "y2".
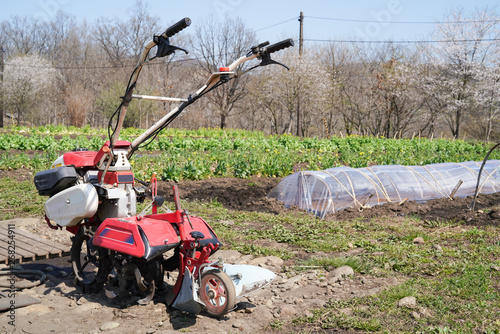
[{"x1": 34, "y1": 166, "x2": 79, "y2": 196}]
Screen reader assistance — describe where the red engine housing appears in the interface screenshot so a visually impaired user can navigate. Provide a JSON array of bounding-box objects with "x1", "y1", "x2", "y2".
[{"x1": 93, "y1": 212, "x2": 220, "y2": 261}]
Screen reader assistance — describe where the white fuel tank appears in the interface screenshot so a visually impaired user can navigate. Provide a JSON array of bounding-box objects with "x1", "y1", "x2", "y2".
[{"x1": 44, "y1": 184, "x2": 98, "y2": 227}]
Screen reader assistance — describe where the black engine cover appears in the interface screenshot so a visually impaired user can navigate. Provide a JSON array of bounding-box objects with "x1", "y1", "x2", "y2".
[{"x1": 34, "y1": 166, "x2": 79, "y2": 196}]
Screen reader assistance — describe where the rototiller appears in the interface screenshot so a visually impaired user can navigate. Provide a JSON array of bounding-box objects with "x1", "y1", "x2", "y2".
[{"x1": 33, "y1": 18, "x2": 293, "y2": 316}]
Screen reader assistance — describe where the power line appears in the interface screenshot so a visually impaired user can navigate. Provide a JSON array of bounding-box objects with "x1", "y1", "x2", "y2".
[
  {"x1": 306, "y1": 15, "x2": 500, "y2": 25},
  {"x1": 304, "y1": 38, "x2": 500, "y2": 44},
  {"x1": 254, "y1": 17, "x2": 297, "y2": 32}
]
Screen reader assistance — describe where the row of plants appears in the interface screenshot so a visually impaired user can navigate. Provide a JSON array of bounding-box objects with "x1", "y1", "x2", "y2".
[
  {"x1": 1, "y1": 125, "x2": 266, "y2": 139},
  {"x1": 1, "y1": 127, "x2": 499, "y2": 180}
]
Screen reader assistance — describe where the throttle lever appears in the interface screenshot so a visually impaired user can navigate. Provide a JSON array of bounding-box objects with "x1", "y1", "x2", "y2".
[
  {"x1": 259, "y1": 53, "x2": 290, "y2": 70},
  {"x1": 154, "y1": 35, "x2": 189, "y2": 58}
]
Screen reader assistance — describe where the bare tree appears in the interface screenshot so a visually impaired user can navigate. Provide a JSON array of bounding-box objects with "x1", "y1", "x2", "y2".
[
  {"x1": 250, "y1": 49, "x2": 328, "y2": 136},
  {"x1": 190, "y1": 16, "x2": 256, "y2": 129},
  {"x1": 94, "y1": 0, "x2": 160, "y2": 65}
]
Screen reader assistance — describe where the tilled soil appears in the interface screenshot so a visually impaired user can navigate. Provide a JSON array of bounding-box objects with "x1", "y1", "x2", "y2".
[
  {"x1": 2, "y1": 171, "x2": 500, "y2": 333},
  {"x1": 158, "y1": 177, "x2": 286, "y2": 214},
  {"x1": 159, "y1": 176, "x2": 500, "y2": 227}
]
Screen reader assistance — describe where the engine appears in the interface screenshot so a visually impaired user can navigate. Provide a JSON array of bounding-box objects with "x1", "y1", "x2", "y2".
[{"x1": 34, "y1": 141, "x2": 141, "y2": 228}]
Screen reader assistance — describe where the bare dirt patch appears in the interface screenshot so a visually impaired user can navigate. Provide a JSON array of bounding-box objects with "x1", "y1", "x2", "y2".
[
  {"x1": 158, "y1": 176, "x2": 287, "y2": 214},
  {"x1": 0, "y1": 168, "x2": 35, "y2": 183}
]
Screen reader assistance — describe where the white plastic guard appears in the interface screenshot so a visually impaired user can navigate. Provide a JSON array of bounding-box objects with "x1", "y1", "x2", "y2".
[
  {"x1": 222, "y1": 264, "x2": 276, "y2": 298},
  {"x1": 44, "y1": 184, "x2": 98, "y2": 227}
]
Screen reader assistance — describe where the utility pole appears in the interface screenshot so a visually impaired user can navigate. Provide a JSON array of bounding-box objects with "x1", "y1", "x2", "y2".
[
  {"x1": 296, "y1": 12, "x2": 304, "y2": 137},
  {"x1": 299, "y1": 11, "x2": 304, "y2": 56},
  {"x1": 0, "y1": 45, "x2": 4, "y2": 128}
]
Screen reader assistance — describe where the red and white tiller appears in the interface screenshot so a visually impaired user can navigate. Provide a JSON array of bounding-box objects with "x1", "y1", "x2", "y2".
[{"x1": 33, "y1": 18, "x2": 293, "y2": 317}]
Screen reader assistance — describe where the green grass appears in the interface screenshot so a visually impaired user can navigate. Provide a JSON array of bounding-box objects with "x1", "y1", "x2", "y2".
[{"x1": 0, "y1": 177, "x2": 45, "y2": 220}]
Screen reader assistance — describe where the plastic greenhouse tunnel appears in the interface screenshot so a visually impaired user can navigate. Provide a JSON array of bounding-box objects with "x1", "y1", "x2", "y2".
[{"x1": 267, "y1": 160, "x2": 500, "y2": 219}]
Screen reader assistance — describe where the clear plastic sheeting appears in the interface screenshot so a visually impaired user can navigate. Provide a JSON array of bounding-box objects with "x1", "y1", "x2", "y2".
[{"x1": 267, "y1": 161, "x2": 500, "y2": 219}]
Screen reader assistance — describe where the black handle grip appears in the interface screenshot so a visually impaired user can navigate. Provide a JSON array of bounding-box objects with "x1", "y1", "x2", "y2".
[
  {"x1": 163, "y1": 17, "x2": 191, "y2": 38},
  {"x1": 264, "y1": 38, "x2": 294, "y2": 54}
]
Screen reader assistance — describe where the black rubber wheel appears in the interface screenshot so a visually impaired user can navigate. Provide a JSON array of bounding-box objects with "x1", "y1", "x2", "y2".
[
  {"x1": 71, "y1": 226, "x2": 110, "y2": 293},
  {"x1": 199, "y1": 270, "x2": 236, "y2": 317}
]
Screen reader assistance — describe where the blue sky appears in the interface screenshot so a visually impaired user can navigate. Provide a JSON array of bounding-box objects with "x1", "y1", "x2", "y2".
[{"x1": 0, "y1": 0, "x2": 498, "y2": 44}]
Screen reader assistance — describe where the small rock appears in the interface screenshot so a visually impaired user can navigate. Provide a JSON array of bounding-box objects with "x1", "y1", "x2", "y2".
[
  {"x1": 60, "y1": 271, "x2": 69, "y2": 277},
  {"x1": 418, "y1": 307, "x2": 433, "y2": 317},
  {"x1": 220, "y1": 220, "x2": 235, "y2": 226},
  {"x1": 280, "y1": 305, "x2": 298, "y2": 316},
  {"x1": 100, "y1": 322, "x2": 120, "y2": 331},
  {"x1": 329, "y1": 266, "x2": 354, "y2": 280},
  {"x1": 232, "y1": 320, "x2": 245, "y2": 329},
  {"x1": 281, "y1": 275, "x2": 302, "y2": 289},
  {"x1": 347, "y1": 242, "x2": 354, "y2": 249},
  {"x1": 211, "y1": 249, "x2": 241, "y2": 262},
  {"x1": 413, "y1": 237, "x2": 425, "y2": 245},
  {"x1": 492, "y1": 266, "x2": 500, "y2": 272},
  {"x1": 398, "y1": 296, "x2": 417, "y2": 308},
  {"x1": 305, "y1": 310, "x2": 314, "y2": 318},
  {"x1": 327, "y1": 276, "x2": 340, "y2": 284},
  {"x1": 249, "y1": 257, "x2": 268, "y2": 266},
  {"x1": 432, "y1": 244, "x2": 443, "y2": 252},
  {"x1": 253, "y1": 306, "x2": 274, "y2": 322},
  {"x1": 266, "y1": 256, "x2": 284, "y2": 267},
  {"x1": 411, "y1": 311, "x2": 421, "y2": 319},
  {"x1": 56, "y1": 282, "x2": 73, "y2": 294},
  {"x1": 45, "y1": 266, "x2": 54, "y2": 272},
  {"x1": 76, "y1": 297, "x2": 88, "y2": 305}
]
